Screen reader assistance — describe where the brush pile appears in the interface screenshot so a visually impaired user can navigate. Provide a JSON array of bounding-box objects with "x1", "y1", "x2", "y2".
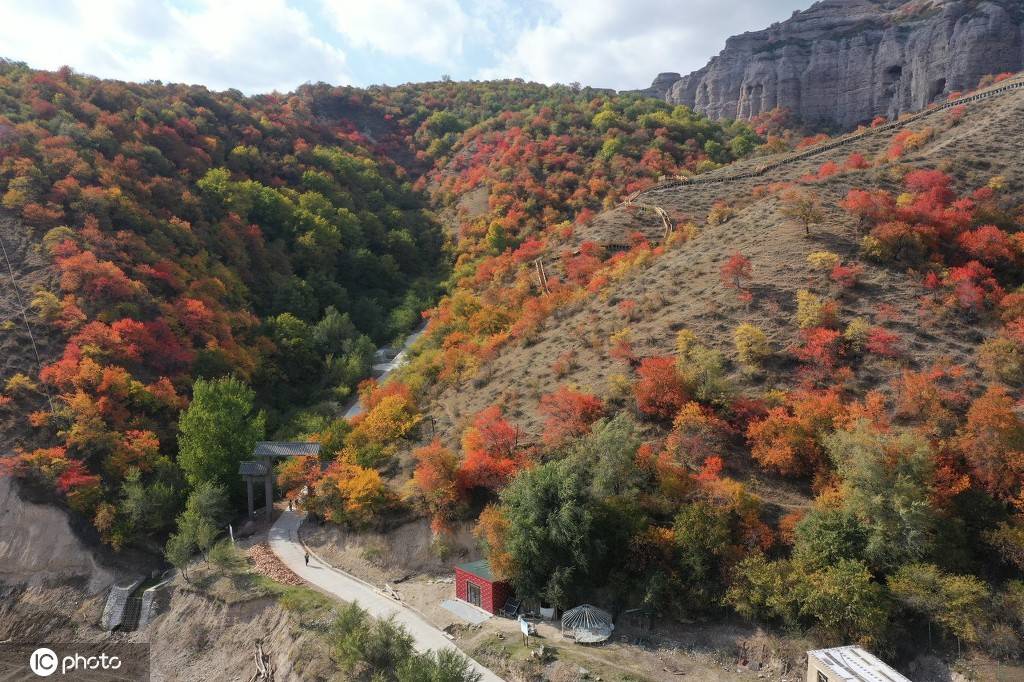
[{"x1": 246, "y1": 543, "x2": 303, "y2": 586}]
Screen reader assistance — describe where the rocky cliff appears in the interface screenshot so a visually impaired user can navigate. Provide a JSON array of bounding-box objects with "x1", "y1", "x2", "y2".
[{"x1": 646, "y1": 0, "x2": 1024, "y2": 129}]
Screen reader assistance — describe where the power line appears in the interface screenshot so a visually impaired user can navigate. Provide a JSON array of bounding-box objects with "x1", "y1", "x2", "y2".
[{"x1": 0, "y1": 230, "x2": 54, "y2": 412}]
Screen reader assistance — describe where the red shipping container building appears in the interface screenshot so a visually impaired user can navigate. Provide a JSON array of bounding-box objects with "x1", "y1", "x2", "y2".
[{"x1": 454, "y1": 560, "x2": 511, "y2": 615}]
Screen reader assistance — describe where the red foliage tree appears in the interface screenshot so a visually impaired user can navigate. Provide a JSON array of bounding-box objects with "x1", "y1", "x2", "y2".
[
  {"x1": 563, "y1": 241, "x2": 603, "y2": 286},
  {"x1": 816, "y1": 160, "x2": 841, "y2": 180},
  {"x1": 845, "y1": 153, "x2": 869, "y2": 170},
  {"x1": 830, "y1": 262, "x2": 863, "y2": 288},
  {"x1": 904, "y1": 169, "x2": 953, "y2": 199},
  {"x1": 945, "y1": 260, "x2": 1005, "y2": 313},
  {"x1": 458, "y1": 406, "x2": 526, "y2": 492},
  {"x1": 958, "y1": 225, "x2": 1015, "y2": 266},
  {"x1": 720, "y1": 253, "x2": 752, "y2": 292},
  {"x1": 839, "y1": 188, "x2": 895, "y2": 225},
  {"x1": 633, "y1": 356, "x2": 688, "y2": 420},
  {"x1": 792, "y1": 327, "x2": 843, "y2": 376},
  {"x1": 539, "y1": 387, "x2": 604, "y2": 446},
  {"x1": 865, "y1": 327, "x2": 902, "y2": 357}
]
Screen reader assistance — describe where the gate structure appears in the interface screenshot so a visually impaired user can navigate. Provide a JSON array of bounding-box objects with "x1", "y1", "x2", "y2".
[{"x1": 238, "y1": 441, "x2": 321, "y2": 522}]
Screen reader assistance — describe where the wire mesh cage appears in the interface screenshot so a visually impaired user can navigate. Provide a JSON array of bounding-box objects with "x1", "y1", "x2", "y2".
[{"x1": 560, "y1": 604, "x2": 614, "y2": 643}]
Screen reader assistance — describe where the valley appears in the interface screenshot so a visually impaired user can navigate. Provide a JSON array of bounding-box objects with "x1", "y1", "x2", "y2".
[{"x1": 3, "y1": 2, "x2": 1024, "y2": 681}]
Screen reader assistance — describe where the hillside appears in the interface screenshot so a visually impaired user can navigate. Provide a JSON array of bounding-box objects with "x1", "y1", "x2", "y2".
[
  {"x1": 358, "y1": 72, "x2": 1024, "y2": 672},
  {"x1": 641, "y1": 0, "x2": 1024, "y2": 128},
  {"x1": 0, "y1": 61, "x2": 774, "y2": 549},
  {"x1": 421, "y1": 76, "x2": 1024, "y2": 448}
]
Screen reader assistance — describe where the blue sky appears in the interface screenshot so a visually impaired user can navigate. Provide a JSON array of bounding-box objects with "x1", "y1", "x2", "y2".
[{"x1": 0, "y1": 0, "x2": 808, "y2": 93}]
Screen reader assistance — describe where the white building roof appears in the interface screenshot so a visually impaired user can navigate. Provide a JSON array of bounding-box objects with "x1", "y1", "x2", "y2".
[{"x1": 807, "y1": 646, "x2": 911, "y2": 682}]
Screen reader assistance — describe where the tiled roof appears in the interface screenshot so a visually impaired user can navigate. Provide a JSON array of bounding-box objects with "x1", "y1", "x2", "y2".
[
  {"x1": 252, "y1": 441, "x2": 321, "y2": 458},
  {"x1": 238, "y1": 461, "x2": 269, "y2": 476}
]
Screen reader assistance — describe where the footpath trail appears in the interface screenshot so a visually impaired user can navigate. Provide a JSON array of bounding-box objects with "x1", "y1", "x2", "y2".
[{"x1": 269, "y1": 510, "x2": 505, "y2": 682}]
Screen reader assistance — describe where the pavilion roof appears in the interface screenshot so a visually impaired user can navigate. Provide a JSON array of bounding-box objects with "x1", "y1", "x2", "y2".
[
  {"x1": 252, "y1": 441, "x2": 321, "y2": 458},
  {"x1": 238, "y1": 461, "x2": 269, "y2": 477}
]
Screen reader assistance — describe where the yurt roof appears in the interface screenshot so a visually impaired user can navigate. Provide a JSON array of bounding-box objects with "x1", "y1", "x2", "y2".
[{"x1": 561, "y1": 604, "x2": 614, "y2": 643}]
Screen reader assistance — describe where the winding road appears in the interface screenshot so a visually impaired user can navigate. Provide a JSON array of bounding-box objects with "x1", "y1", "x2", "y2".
[
  {"x1": 342, "y1": 321, "x2": 428, "y2": 419},
  {"x1": 269, "y1": 510, "x2": 504, "y2": 682}
]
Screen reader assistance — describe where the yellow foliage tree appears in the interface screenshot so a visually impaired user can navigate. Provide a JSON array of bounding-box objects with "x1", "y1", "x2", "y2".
[
  {"x1": 795, "y1": 290, "x2": 837, "y2": 329},
  {"x1": 474, "y1": 505, "x2": 514, "y2": 580},
  {"x1": 311, "y1": 462, "x2": 389, "y2": 527},
  {"x1": 734, "y1": 323, "x2": 771, "y2": 367},
  {"x1": 342, "y1": 393, "x2": 421, "y2": 467},
  {"x1": 807, "y1": 251, "x2": 840, "y2": 271},
  {"x1": 843, "y1": 317, "x2": 872, "y2": 353}
]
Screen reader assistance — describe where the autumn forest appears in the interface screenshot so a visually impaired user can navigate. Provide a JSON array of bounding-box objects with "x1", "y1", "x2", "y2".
[{"x1": 3, "y1": 55, "x2": 1024, "y2": 672}]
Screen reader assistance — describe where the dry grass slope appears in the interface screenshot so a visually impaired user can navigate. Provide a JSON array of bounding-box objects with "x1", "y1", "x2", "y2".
[
  {"x1": 420, "y1": 83, "x2": 1024, "y2": 511},
  {"x1": 0, "y1": 212, "x2": 59, "y2": 453}
]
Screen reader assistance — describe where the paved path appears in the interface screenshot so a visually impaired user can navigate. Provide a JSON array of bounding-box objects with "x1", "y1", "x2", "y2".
[
  {"x1": 343, "y1": 321, "x2": 427, "y2": 419},
  {"x1": 269, "y1": 510, "x2": 504, "y2": 682}
]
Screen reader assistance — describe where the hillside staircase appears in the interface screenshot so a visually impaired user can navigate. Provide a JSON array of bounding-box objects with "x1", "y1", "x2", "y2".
[
  {"x1": 101, "y1": 578, "x2": 143, "y2": 631},
  {"x1": 101, "y1": 570, "x2": 175, "y2": 632},
  {"x1": 119, "y1": 592, "x2": 143, "y2": 631}
]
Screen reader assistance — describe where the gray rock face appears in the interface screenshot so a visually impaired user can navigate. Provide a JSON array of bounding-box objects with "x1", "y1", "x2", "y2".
[
  {"x1": 637, "y1": 72, "x2": 683, "y2": 99},
  {"x1": 650, "y1": 0, "x2": 1024, "y2": 128}
]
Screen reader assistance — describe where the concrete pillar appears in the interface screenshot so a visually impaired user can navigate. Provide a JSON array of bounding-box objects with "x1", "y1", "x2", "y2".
[
  {"x1": 264, "y1": 458, "x2": 273, "y2": 523},
  {"x1": 246, "y1": 479, "x2": 254, "y2": 519}
]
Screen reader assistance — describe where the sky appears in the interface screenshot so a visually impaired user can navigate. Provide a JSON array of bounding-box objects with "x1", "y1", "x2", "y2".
[{"x1": 0, "y1": 0, "x2": 809, "y2": 94}]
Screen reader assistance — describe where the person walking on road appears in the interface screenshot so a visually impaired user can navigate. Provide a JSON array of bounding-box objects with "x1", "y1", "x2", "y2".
[{"x1": 304, "y1": 551, "x2": 309, "y2": 566}]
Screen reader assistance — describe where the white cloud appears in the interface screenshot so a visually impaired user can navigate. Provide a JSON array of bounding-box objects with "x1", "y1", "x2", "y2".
[
  {"x1": 0, "y1": 0, "x2": 812, "y2": 92},
  {"x1": 480, "y1": 0, "x2": 808, "y2": 90},
  {"x1": 0, "y1": 0, "x2": 352, "y2": 93},
  {"x1": 321, "y1": 0, "x2": 481, "y2": 67}
]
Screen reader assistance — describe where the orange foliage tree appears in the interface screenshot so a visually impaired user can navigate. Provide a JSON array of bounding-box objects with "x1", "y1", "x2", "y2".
[
  {"x1": 746, "y1": 390, "x2": 845, "y2": 476},
  {"x1": 634, "y1": 356, "x2": 688, "y2": 420},
  {"x1": 661, "y1": 401, "x2": 731, "y2": 470},
  {"x1": 894, "y1": 364, "x2": 969, "y2": 436},
  {"x1": 408, "y1": 440, "x2": 462, "y2": 534},
  {"x1": 957, "y1": 386, "x2": 1024, "y2": 503},
  {"x1": 276, "y1": 455, "x2": 321, "y2": 501},
  {"x1": 538, "y1": 387, "x2": 604, "y2": 447},
  {"x1": 458, "y1": 406, "x2": 527, "y2": 492}
]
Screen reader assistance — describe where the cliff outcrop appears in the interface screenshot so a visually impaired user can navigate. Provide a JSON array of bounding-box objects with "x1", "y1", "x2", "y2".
[{"x1": 646, "y1": 0, "x2": 1024, "y2": 128}]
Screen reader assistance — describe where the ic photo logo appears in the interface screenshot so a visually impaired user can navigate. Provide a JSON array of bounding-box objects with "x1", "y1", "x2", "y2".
[
  {"x1": 0, "y1": 642, "x2": 148, "y2": 680},
  {"x1": 29, "y1": 648, "x2": 58, "y2": 677},
  {"x1": 29, "y1": 646, "x2": 123, "y2": 677}
]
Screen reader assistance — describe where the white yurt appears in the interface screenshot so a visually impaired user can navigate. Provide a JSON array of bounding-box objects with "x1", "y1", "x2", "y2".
[{"x1": 560, "y1": 604, "x2": 614, "y2": 644}]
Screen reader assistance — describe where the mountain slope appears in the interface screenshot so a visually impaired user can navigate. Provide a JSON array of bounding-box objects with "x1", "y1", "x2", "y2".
[
  {"x1": 0, "y1": 62, "x2": 773, "y2": 550},
  {"x1": 365, "y1": 74, "x2": 1024, "y2": 669},
  {"x1": 411, "y1": 75, "x2": 1024, "y2": 505}
]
